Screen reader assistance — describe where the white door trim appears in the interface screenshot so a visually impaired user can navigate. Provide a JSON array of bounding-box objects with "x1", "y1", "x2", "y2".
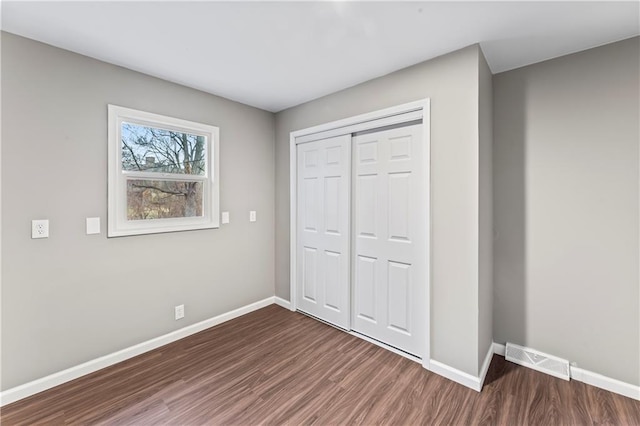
[{"x1": 289, "y1": 99, "x2": 431, "y2": 368}]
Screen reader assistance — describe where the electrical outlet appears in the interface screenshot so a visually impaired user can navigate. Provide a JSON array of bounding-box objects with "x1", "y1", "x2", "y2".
[
  {"x1": 222, "y1": 211, "x2": 230, "y2": 224},
  {"x1": 32, "y1": 219, "x2": 49, "y2": 239},
  {"x1": 175, "y1": 304, "x2": 185, "y2": 320},
  {"x1": 249, "y1": 211, "x2": 257, "y2": 222}
]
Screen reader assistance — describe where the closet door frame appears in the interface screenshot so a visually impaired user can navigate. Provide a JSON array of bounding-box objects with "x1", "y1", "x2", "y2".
[{"x1": 289, "y1": 99, "x2": 431, "y2": 368}]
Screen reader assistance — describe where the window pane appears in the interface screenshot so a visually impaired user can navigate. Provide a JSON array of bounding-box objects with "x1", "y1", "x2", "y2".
[
  {"x1": 121, "y1": 122, "x2": 206, "y2": 175},
  {"x1": 127, "y1": 179, "x2": 204, "y2": 220}
]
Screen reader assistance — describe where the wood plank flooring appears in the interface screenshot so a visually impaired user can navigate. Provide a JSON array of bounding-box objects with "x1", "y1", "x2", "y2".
[{"x1": 2, "y1": 304, "x2": 639, "y2": 425}]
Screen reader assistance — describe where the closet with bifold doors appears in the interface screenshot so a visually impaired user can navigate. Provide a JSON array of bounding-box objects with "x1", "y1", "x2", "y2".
[{"x1": 292, "y1": 100, "x2": 430, "y2": 360}]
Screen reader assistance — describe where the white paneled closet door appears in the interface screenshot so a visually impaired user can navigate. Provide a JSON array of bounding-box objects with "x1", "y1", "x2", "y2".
[
  {"x1": 296, "y1": 135, "x2": 351, "y2": 329},
  {"x1": 352, "y1": 124, "x2": 427, "y2": 357}
]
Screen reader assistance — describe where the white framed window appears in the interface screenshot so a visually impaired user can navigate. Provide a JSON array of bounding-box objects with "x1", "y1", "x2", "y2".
[{"x1": 108, "y1": 105, "x2": 219, "y2": 237}]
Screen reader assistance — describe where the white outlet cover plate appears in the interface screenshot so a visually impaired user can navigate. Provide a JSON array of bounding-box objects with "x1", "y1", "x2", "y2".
[
  {"x1": 249, "y1": 211, "x2": 257, "y2": 222},
  {"x1": 32, "y1": 219, "x2": 49, "y2": 239},
  {"x1": 86, "y1": 217, "x2": 101, "y2": 234},
  {"x1": 221, "y1": 211, "x2": 230, "y2": 224}
]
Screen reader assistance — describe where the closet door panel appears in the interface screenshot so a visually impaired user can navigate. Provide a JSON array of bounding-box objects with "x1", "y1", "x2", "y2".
[
  {"x1": 323, "y1": 250, "x2": 342, "y2": 311},
  {"x1": 296, "y1": 135, "x2": 351, "y2": 329},
  {"x1": 356, "y1": 174, "x2": 378, "y2": 238},
  {"x1": 352, "y1": 124, "x2": 426, "y2": 357},
  {"x1": 387, "y1": 260, "x2": 412, "y2": 334},
  {"x1": 355, "y1": 255, "x2": 378, "y2": 323},
  {"x1": 302, "y1": 247, "x2": 318, "y2": 302}
]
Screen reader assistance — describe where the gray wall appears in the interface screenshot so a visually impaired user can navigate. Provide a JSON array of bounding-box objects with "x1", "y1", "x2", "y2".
[
  {"x1": 1, "y1": 33, "x2": 276, "y2": 390},
  {"x1": 493, "y1": 37, "x2": 639, "y2": 386},
  {"x1": 478, "y1": 49, "x2": 493, "y2": 370},
  {"x1": 5, "y1": 29, "x2": 635, "y2": 392},
  {"x1": 275, "y1": 45, "x2": 487, "y2": 376}
]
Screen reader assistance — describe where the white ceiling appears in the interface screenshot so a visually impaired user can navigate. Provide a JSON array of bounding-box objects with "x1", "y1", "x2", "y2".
[{"x1": 2, "y1": 1, "x2": 638, "y2": 112}]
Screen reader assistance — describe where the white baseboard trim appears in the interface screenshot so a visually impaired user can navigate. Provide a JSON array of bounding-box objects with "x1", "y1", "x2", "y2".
[
  {"x1": 493, "y1": 342, "x2": 506, "y2": 356},
  {"x1": 274, "y1": 297, "x2": 291, "y2": 310},
  {"x1": 478, "y1": 344, "x2": 494, "y2": 390},
  {"x1": 429, "y1": 343, "x2": 494, "y2": 392},
  {"x1": 0, "y1": 296, "x2": 276, "y2": 407},
  {"x1": 429, "y1": 360, "x2": 484, "y2": 392},
  {"x1": 570, "y1": 366, "x2": 640, "y2": 401},
  {"x1": 493, "y1": 342, "x2": 639, "y2": 401}
]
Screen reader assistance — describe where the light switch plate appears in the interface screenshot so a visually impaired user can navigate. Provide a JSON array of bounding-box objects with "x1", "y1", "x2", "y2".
[
  {"x1": 32, "y1": 219, "x2": 49, "y2": 239},
  {"x1": 221, "y1": 211, "x2": 230, "y2": 224},
  {"x1": 249, "y1": 211, "x2": 257, "y2": 222},
  {"x1": 86, "y1": 217, "x2": 101, "y2": 235},
  {"x1": 175, "y1": 304, "x2": 185, "y2": 320}
]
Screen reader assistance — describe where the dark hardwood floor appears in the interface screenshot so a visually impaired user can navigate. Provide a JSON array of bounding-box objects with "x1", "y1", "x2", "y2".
[{"x1": 2, "y1": 304, "x2": 639, "y2": 425}]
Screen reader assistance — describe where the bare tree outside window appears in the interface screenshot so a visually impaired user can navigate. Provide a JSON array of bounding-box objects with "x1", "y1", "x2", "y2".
[{"x1": 121, "y1": 123, "x2": 206, "y2": 220}]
